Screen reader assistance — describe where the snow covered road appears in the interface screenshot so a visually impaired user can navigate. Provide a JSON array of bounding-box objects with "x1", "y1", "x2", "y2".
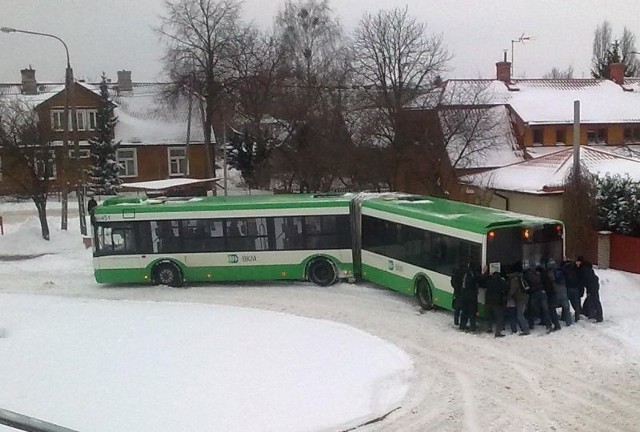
[{"x1": 1, "y1": 216, "x2": 640, "y2": 431}]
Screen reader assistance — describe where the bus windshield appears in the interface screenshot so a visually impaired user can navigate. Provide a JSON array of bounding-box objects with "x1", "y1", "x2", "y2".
[{"x1": 486, "y1": 224, "x2": 564, "y2": 273}]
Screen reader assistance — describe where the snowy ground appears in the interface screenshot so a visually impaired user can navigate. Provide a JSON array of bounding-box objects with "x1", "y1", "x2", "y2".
[{"x1": 1, "y1": 201, "x2": 640, "y2": 431}]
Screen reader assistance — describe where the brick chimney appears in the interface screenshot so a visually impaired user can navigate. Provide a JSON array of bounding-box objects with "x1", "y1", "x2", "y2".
[
  {"x1": 496, "y1": 52, "x2": 511, "y2": 83},
  {"x1": 609, "y1": 62, "x2": 624, "y2": 85},
  {"x1": 20, "y1": 67, "x2": 38, "y2": 95},
  {"x1": 117, "y1": 70, "x2": 132, "y2": 92}
]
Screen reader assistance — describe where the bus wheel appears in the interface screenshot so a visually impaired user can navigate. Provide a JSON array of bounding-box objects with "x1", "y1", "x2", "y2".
[
  {"x1": 307, "y1": 258, "x2": 337, "y2": 286},
  {"x1": 153, "y1": 262, "x2": 184, "y2": 288},
  {"x1": 416, "y1": 277, "x2": 434, "y2": 310}
]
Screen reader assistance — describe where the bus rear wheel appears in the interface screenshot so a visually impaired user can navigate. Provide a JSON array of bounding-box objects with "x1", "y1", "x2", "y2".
[
  {"x1": 153, "y1": 262, "x2": 184, "y2": 288},
  {"x1": 416, "y1": 277, "x2": 434, "y2": 310},
  {"x1": 308, "y1": 258, "x2": 337, "y2": 286}
]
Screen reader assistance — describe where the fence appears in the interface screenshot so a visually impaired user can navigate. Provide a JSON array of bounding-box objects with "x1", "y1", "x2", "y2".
[{"x1": 597, "y1": 232, "x2": 640, "y2": 274}]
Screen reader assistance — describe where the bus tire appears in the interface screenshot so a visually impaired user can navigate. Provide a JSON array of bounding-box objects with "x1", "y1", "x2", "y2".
[
  {"x1": 416, "y1": 277, "x2": 434, "y2": 310},
  {"x1": 307, "y1": 258, "x2": 337, "y2": 287},
  {"x1": 153, "y1": 262, "x2": 184, "y2": 288}
]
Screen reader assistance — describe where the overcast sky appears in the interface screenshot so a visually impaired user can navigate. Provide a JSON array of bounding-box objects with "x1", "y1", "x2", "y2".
[{"x1": 2, "y1": 0, "x2": 639, "y2": 84}]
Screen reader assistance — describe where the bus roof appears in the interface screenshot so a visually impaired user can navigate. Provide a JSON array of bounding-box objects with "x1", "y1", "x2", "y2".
[
  {"x1": 93, "y1": 193, "x2": 353, "y2": 215},
  {"x1": 362, "y1": 194, "x2": 561, "y2": 234}
]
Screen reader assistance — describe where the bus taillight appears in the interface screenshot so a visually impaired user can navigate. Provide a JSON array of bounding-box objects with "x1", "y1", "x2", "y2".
[
  {"x1": 523, "y1": 229, "x2": 531, "y2": 240},
  {"x1": 556, "y1": 225, "x2": 563, "y2": 237},
  {"x1": 488, "y1": 231, "x2": 496, "y2": 239}
]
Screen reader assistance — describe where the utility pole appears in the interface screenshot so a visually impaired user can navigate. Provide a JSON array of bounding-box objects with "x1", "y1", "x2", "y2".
[{"x1": 1, "y1": 27, "x2": 72, "y2": 231}]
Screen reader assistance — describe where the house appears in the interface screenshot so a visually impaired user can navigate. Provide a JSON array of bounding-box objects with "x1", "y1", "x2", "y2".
[
  {"x1": 0, "y1": 68, "x2": 210, "y2": 196},
  {"x1": 401, "y1": 56, "x2": 640, "y2": 214},
  {"x1": 460, "y1": 145, "x2": 640, "y2": 218}
]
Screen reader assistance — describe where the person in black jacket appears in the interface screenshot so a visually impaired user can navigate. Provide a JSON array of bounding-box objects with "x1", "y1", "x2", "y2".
[
  {"x1": 576, "y1": 257, "x2": 603, "y2": 322},
  {"x1": 482, "y1": 271, "x2": 508, "y2": 337},
  {"x1": 450, "y1": 265, "x2": 465, "y2": 326},
  {"x1": 562, "y1": 260, "x2": 582, "y2": 322},
  {"x1": 539, "y1": 267, "x2": 562, "y2": 331},
  {"x1": 458, "y1": 263, "x2": 479, "y2": 332},
  {"x1": 524, "y1": 268, "x2": 552, "y2": 332}
]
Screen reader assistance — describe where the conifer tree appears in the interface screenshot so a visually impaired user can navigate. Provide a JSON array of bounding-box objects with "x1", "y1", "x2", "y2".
[{"x1": 88, "y1": 73, "x2": 122, "y2": 195}]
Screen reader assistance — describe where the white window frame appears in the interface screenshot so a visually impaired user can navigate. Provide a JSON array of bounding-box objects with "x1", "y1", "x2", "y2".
[
  {"x1": 75, "y1": 111, "x2": 86, "y2": 131},
  {"x1": 36, "y1": 150, "x2": 57, "y2": 180},
  {"x1": 116, "y1": 148, "x2": 138, "y2": 178},
  {"x1": 68, "y1": 149, "x2": 91, "y2": 159},
  {"x1": 51, "y1": 110, "x2": 64, "y2": 131},
  {"x1": 168, "y1": 147, "x2": 187, "y2": 176},
  {"x1": 87, "y1": 110, "x2": 97, "y2": 131}
]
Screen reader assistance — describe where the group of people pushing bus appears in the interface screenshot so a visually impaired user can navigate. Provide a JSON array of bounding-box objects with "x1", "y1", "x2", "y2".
[{"x1": 450, "y1": 256, "x2": 603, "y2": 337}]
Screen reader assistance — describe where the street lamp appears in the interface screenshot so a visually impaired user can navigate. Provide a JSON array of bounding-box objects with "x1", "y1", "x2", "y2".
[
  {"x1": 1, "y1": 27, "x2": 85, "y2": 234},
  {"x1": 511, "y1": 33, "x2": 533, "y2": 78}
]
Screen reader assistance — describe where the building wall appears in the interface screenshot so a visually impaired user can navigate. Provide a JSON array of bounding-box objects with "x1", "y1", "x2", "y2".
[
  {"x1": 523, "y1": 123, "x2": 637, "y2": 146},
  {"x1": 492, "y1": 190, "x2": 564, "y2": 220}
]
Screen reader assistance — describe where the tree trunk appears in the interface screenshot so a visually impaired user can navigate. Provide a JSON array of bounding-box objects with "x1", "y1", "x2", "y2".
[{"x1": 34, "y1": 198, "x2": 50, "y2": 241}]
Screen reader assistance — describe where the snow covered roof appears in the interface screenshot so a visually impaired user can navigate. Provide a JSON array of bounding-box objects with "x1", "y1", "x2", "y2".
[
  {"x1": 461, "y1": 145, "x2": 640, "y2": 194},
  {"x1": 419, "y1": 78, "x2": 640, "y2": 125},
  {"x1": 111, "y1": 83, "x2": 205, "y2": 146},
  {"x1": 441, "y1": 105, "x2": 524, "y2": 169},
  {"x1": 120, "y1": 177, "x2": 218, "y2": 191},
  {"x1": 0, "y1": 80, "x2": 204, "y2": 147}
]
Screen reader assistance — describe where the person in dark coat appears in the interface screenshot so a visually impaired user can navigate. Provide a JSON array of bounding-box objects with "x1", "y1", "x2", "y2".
[
  {"x1": 482, "y1": 271, "x2": 508, "y2": 337},
  {"x1": 87, "y1": 195, "x2": 98, "y2": 226},
  {"x1": 524, "y1": 268, "x2": 553, "y2": 332},
  {"x1": 562, "y1": 260, "x2": 582, "y2": 322},
  {"x1": 458, "y1": 263, "x2": 479, "y2": 332},
  {"x1": 577, "y1": 257, "x2": 603, "y2": 322},
  {"x1": 539, "y1": 267, "x2": 562, "y2": 331},
  {"x1": 506, "y1": 269, "x2": 530, "y2": 335},
  {"x1": 450, "y1": 265, "x2": 465, "y2": 326}
]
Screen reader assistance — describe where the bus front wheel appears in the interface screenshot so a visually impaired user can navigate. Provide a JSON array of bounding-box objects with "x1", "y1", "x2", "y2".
[
  {"x1": 307, "y1": 258, "x2": 337, "y2": 286},
  {"x1": 153, "y1": 262, "x2": 184, "y2": 288},
  {"x1": 416, "y1": 277, "x2": 434, "y2": 310}
]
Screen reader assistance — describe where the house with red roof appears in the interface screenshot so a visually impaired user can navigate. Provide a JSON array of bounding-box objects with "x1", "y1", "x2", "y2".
[{"x1": 403, "y1": 56, "x2": 640, "y2": 219}]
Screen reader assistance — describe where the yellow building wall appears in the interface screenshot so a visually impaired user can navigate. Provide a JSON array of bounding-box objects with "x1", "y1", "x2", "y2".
[{"x1": 523, "y1": 123, "x2": 634, "y2": 146}]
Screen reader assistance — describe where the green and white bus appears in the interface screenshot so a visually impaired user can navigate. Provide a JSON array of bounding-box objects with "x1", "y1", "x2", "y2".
[
  {"x1": 92, "y1": 194, "x2": 354, "y2": 287},
  {"x1": 92, "y1": 193, "x2": 564, "y2": 311}
]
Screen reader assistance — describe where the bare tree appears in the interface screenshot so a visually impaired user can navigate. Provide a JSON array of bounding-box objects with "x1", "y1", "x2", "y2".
[
  {"x1": 543, "y1": 66, "x2": 574, "y2": 79},
  {"x1": 352, "y1": 6, "x2": 450, "y2": 190},
  {"x1": 591, "y1": 20, "x2": 639, "y2": 78},
  {"x1": 0, "y1": 99, "x2": 53, "y2": 240},
  {"x1": 269, "y1": 0, "x2": 352, "y2": 192},
  {"x1": 157, "y1": 0, "x2": 244, "y2": 190}
]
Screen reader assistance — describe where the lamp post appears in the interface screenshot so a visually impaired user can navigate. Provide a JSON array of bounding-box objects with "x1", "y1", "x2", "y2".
[
  {"x1": 1, "y1": 27, "x2": 85, "y2": 234},
  {"x1": 511, "y1": 33, "x2": 532, "y2": 78}
]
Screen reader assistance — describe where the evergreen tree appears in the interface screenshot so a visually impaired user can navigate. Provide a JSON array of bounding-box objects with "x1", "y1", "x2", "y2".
[
  {"x1": 226, "y1": 127, "x2": 271, "y2": 189},
  {"x1": 88, "y1": 73, "x2": 122, "y2": 195},
  {"x1": 595, "y1": 174, "x2": 640, "y2": 236}
]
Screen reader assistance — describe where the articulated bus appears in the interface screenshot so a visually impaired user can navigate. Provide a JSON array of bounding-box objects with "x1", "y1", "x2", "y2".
[{"x1": 92, "y1": 193, "x2": 564, "y2": 311}]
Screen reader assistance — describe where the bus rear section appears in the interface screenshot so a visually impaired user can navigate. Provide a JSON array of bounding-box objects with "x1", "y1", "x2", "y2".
[{"x1": 485, "y1": 222, "x2": 565, "y2": 274}]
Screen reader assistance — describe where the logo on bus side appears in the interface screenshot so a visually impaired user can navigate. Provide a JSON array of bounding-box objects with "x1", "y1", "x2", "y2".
[
  {"x1": 228, "y1": 254, "x2": 257, "y2": 264},
  {"x1": 388, "y1": 260, "x2": 394, "y2": 270}
]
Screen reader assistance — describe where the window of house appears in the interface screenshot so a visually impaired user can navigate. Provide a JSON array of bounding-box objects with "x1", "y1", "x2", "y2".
[
  {"x1": 556, "y1": 129, "x2": 566, "y2": 144},
  {"x1": 36, "y1": 150, "x2": 56, "y2": 180},
  {"x1": 68, "y1": 149, "x2": 91, "y2": 159},
  {"x1": 532, "y1": 128, "x2": 543, "y2": 145},
  {"x1": 51, "y1": 110, "x2": 64, "y2": 131},
  {"x1": 116, "y1": 148, "x2": 137, "y2": 177},
  {"x1": 87, "y1": 110, "x2": 97, "y2": 131},
  {"x1": 588, "y1": 128, "x2": 607, "y2": 144},
  {"x1": 624, "y1": 127, "x2": 640, "y2": 143},
  {"x1": 168, "y1": 147, "x2": 187, "y2": 176},
  {"x1": 75, "y1": 111, "x2": 86, "y2": 131}
]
